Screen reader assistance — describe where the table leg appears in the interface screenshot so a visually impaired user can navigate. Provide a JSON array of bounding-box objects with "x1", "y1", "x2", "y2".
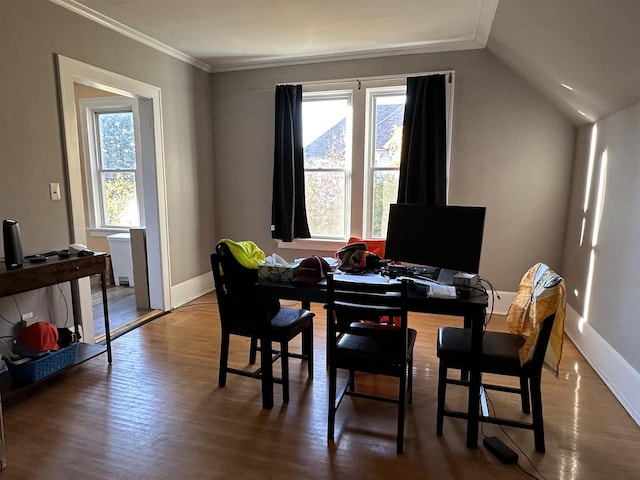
[
  {"x1": 0, "y1": 393, "x2": 5, "y2": 470},
  {"x1": 100, "y1": 272, "x2": 113, "y2": 363},
  {"x1": 466, "y1": 311, "x2": 484, "y2": 448},
  {"x1": 460, "y1": 314, "x2": 473, "y2": 381}
]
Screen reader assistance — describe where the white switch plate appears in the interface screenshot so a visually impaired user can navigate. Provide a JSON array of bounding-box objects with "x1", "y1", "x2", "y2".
[{"x1": 49, "y1": 182, "x2": 61, "y2": 200}]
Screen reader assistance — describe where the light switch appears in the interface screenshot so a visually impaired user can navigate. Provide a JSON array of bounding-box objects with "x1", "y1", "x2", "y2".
[{"x1": 49, "y1": 182, "x2": 61, "y2": 201}]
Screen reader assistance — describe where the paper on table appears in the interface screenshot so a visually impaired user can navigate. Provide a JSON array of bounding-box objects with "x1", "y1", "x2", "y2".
[
  {"x1": 333, "y1": 272, "x2": 391, "y2": 284},
  {"x1": 427, "y1": 283, "x2": 457, "y2": 299}
]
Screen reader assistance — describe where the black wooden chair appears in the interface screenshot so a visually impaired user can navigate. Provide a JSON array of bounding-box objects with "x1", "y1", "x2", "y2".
[
  {"x1": 210, "y1": 242, "x2": 314, "y2": 408},
  {"x1": 326, "y1": 273, "x2": 416, "y2": 454},
  {"x1": 436, "y1": 312, "x2": 557, "y2": 452}
]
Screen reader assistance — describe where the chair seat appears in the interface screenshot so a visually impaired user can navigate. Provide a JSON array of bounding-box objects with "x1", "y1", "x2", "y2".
[
  {"x1": 435, "y1": 266, "x2": 563, "y2": 454},
  {"x1": 211, "y1": 246, "x2": 314, "y2": 408},
  {"x1": 327, "y1": 275, "x2": 414, "y2": 454},
  {"x1": 437, "y1": 326, "x2": 525, "y2": 373},
  {"x1": 336, "y1": 328, "x2": 417, "y2": 373},
  {"x1": 271, "y1": 307, "x2": 314, "y2": 331}
]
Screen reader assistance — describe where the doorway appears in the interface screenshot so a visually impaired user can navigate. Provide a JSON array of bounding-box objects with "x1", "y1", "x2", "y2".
[{"x1": 56, "y1": 55, "x2": 171, "y2": 342}]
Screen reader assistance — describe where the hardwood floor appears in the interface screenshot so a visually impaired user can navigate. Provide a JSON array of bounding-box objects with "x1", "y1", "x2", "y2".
[
  {"x1": 2, "y1": 293, "x2": 639, "y2": 479},
  {"x1": 91, "y1": 276, "x2": 158, "y2": 339}
]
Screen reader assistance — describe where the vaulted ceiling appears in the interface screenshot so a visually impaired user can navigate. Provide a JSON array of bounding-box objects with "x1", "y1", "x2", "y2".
[{"x1": 53, "y1": 0, "x2": 640, "y2": 126}]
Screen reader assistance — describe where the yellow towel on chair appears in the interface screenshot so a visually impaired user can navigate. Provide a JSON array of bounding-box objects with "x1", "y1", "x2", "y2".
[
  {"x1": 505, "y1": 263, "x2": 566, "y2": 376},
  {"x1": 217, "y1": 239, "x2": 265, "y2": 269}
]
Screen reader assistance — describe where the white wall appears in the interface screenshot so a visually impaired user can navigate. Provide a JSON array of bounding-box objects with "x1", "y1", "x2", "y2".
[
  {"x1": 561, "y1": 100, "x2": 640, "y2": 423},
  {"x1": 211, "y1": 49, "x2": 576, "y2": 290},
  {"x1": 0, "y1": 0, "x2": 216, "y2": 333}
]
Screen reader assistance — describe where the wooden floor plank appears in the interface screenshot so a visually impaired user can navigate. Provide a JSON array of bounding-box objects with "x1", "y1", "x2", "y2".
[{"x1": 2, "y1": 292, "x2": 639, "y2": 479}]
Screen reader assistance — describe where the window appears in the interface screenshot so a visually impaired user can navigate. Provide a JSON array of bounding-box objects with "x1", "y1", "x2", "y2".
[
  {"x1": 79, "y1": 97, "x2": 144, "y2": 232},
  {"x1": 302, "y1": 91, "x2": 352, "y2": 238},
  {"x1": 303, "y1": 80, "x2": 406, "y2": 241}
]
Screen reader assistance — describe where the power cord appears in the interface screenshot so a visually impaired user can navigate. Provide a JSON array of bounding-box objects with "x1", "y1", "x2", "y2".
[
  {"x1": 56, "y1": 284, "x2": 71, "y2": 328},
  {"x1": 0, "y1": 296, "x2": 22, "y2": 326},
  {"x1": 477, "y1": 275, "x2": 500, "y2": 329},
  {"x1": 0, "y1": 310, "x2": 17, "y2": 326},
  {"x1": 482, "y1": 390, "x2": 548, "y2": 480}
]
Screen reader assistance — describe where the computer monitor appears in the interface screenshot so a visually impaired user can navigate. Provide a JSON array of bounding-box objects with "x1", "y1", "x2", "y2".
[{"x1": 384, "y1": 204, "x2": 486, "y2": 275}]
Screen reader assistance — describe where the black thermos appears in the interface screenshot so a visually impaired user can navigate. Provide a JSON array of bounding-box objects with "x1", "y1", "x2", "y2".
[{"x1": 3, "y1": 219, "x2": 24, "y2": 269}]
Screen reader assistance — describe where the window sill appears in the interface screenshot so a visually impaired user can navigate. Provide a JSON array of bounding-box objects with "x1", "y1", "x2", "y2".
[
  {"x1": 88, "y1": 228, "x2": 133, "y2": 237},
  {"x1": 276, "y1": 238, "x2": 346, "y2": 253}
]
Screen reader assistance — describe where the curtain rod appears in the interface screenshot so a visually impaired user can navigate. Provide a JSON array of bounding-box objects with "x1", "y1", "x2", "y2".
[{"x1": 251, "y1": 70, "x2": 455, "y2": 91}]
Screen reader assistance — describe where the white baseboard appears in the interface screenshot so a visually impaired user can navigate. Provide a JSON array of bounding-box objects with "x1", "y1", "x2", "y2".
[
  {"x1": 475, "y1": 289, "x2": 640, "y2": 426},
  {"x1": 170, "y1": 272, "x2": 213, "y2": 309},
  {"x1": 564, "y1": 304, "x2": 640, "y2": 426},
  {"x1": 491, "y1": 290, "x2": 516, "y2": 316}
]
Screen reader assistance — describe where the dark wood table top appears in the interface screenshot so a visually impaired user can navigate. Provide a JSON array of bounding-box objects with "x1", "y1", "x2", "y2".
[{"x1": 0, "y1": 253, "x2": 108, "y2": 297}]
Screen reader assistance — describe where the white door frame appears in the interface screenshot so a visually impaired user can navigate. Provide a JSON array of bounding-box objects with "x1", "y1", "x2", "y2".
[{"x1": 56, "y1": 55, "x2": 171, "y2": 340}]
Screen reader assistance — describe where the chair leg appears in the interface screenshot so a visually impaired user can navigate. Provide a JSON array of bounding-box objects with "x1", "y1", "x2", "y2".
[
  {"x1": 407, "y1": 354, "x2": 414, "y2": 404},
  {"x1": 219, "y1": 333, "x2": 230, "y2": 387},
  {"x1": 259, "y1": 336, "x2": 274, "y2": 409},
  {"x1": 520, "y1": 375, "x2": 531, "y2": 414},
  {"x1": 530, "y1": 375, "x2": 545, "y2": 452},
  {"x1": 348, "y1": 369, "x2": 355, "y2": 391},
  {"x1": 280, "y1": 340, "x2": 290, "y2": 403},
  {"x1": 302, "y1": 322, "x2": 314, "y2": 379},
  {"x1": 328, "y1": 365, "x2": 337, "y2": 443},
  {"x1": 397, "y1": 372, "x2": 407, "y2": 454},
  {"x1": 249, "y1": 337, "x2": 258, "y2": 364},
  {"x1": 436, "y1": 361, "x2": 447, "y2": 435}
]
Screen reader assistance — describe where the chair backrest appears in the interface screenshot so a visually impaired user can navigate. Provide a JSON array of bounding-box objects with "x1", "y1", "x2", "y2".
[
  {"x1": 523, "y1": 313, "x2": 556, "y2": 372},
  {"x1": 326, "y1": 273, "x2": 410, "y2": 363},
  {"x1": 506, "y1": 263, "x2": 566, "y2": 374},
  {"x1": 210, "y1": 242, "x2": 278, "y2": 332}
]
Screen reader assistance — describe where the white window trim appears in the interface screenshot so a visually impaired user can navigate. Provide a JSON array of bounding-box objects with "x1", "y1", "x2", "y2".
[
  {"x1": 276, "y1": 238, "x2": 347, "y2": 252},
  {"x1": 362, "y1": 83, "x2": 407, "y2": 239},
  {"x1": 301, "y1": 88, "x2": 353, "y2": 240},
  {"x1": 279, "y1": 72, "x2": 455, "y2": 251},
  {"x1": 78, "y1": 96, "x2": 145, "y2": 231},
  {"x1": 88, "y1": 227, "x2": 132, "y2": 237}
]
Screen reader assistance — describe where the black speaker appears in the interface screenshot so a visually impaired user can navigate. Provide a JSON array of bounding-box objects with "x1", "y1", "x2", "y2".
[{"x1": 3, "y1": 219, "x2": 24, "y2": 269}]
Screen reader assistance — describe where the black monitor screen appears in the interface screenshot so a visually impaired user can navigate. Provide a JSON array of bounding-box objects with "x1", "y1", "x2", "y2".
[{"x1": 384, "y1": 204, "x2": 486, "y2": 274}]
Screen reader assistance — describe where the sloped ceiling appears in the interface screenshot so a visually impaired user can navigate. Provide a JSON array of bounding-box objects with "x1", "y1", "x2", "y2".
[
  {"x1": 488, "y1": 0, "x2": 640, "y2": 125},
  {"x1": 51, "y1": 0, "x2": 640, "y2": 126}
]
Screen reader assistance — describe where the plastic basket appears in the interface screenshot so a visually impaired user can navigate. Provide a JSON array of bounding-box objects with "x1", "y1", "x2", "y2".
[{"x1": 5, "y1": 343, "x2": 79, "y2": 383}]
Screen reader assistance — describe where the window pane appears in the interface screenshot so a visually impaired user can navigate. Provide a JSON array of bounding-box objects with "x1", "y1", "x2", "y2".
[
  {"x1": 102, "y1": 172, "x2": 139, "y2": 227},
  {"x1": 304, "y1": 171, "x2": 345, "y2": 237},
  {"x1": 371, "y1": 171, "x2": 399, "y2": 238},
  {"x1": 98, "y1": 112, "x2": 136, "y2": 170},
  {"x1": 303, "y1": 98, "x2": 349, "y2": 169},
  {"x1": 373, "y1": 95, "x2": 404, "y2": 168},
  {"x1": 366, "y1": 89, "x2": 405, "y2": 239}
]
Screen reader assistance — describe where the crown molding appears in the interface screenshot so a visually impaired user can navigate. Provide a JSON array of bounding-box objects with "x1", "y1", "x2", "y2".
[
  {"x1": 51, "y1": 0, "x2": 497, "y2": 74},
  {"x1": 50, "y1": 0, "x2": 213, "y2": 72},
  {"x1": 208, "y1": 38, "x2": 484, "y2": 73},
  {"x1": 476, "y1": 0, "x2": 500, "y2": 46}
]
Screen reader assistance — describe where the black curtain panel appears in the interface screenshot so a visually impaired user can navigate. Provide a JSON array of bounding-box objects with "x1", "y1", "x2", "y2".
[
  {"x1": 271, "y1": 84, "x2": 311, "y2": 241},
  {"x1": 397, "y1": 74, "x2": 447, "y2": 205}
]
